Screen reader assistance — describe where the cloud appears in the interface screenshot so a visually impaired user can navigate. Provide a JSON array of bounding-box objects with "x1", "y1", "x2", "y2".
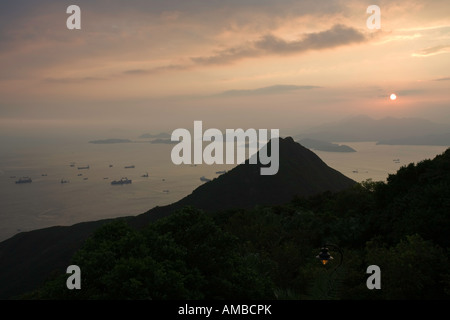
[
  {"x1": 0, "y1": 1, "x2": 367, "y2": 83},
  {"x1": 377, "y1": 89, "x2": 425, "y2": 98},
  {"x1": 40, "y1": 24, "x2": 368, "y2": 83},
  {"x1": 217, "y1": 84, "x2": 321, "y2": 97},
  {"x1": 44, "y1": 76, "x2": 106, "y2": 84},
  {"x1": 116, "y1": 24, "x2": 366, "y2": 78},
  {"x1": 122, "y1": 64, "x2": 189, "y2": 75},
  {"x1": 258, "y1": 24, "x2": 366, "y2": 52},
  {"x1": 397, "y1": 89, "x2": 425, "y2": 96},
  {"x1": 412, "y1": 45, "x2": 450, "y2": 57},
  {"x1": 191, "y1": 24, "x2": 367, "y2": 65},
  {"x1": 433, "y1": 77, "x2": 450, "y2": 81}
]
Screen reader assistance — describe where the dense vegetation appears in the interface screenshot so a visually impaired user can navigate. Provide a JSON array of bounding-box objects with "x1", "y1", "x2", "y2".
[{"x1": 27, "y1": 148, "x2": 450, "y2": 299}]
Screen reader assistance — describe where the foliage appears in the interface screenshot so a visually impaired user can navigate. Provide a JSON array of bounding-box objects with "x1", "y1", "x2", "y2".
[
  {"x1": 32, "y1": 209, "x2": 273, "y2": 300},
  {"x1": 365, "y1": 234, "x2": 449, "y2": 299}
]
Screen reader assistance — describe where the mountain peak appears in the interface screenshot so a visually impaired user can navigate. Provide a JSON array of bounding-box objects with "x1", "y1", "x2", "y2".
[
  {"x1": 282, "y1": 136, "x2": 295, "y2": 143},
  {"x1": 135, "y1": 137, "x2": 355, "y2": 222}
]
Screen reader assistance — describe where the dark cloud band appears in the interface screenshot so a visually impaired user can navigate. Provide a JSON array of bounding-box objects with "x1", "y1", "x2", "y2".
[{"x1": 191, "y1": 24, "x2": 367, "y2": 65}]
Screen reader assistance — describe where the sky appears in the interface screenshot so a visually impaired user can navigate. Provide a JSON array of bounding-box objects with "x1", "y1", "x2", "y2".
[{"x1": 1, "y1": 0, "x2": 450, "y2": 139}]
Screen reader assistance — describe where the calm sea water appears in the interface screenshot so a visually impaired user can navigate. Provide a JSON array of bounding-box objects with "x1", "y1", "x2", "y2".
[
  {"x1": 0, "y1": 139, "x2": 447, "y2": 242},
  {"x1": 0, "y1": 140, "x2": 236, "y2": 242},
  {"x1": 315, "y1": 142, "x2": 448, "y2": 183}
]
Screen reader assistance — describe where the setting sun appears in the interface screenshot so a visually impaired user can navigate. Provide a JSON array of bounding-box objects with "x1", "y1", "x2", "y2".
[{"x1": 390, "y1": 93, "x2": 397, "y2": 101}]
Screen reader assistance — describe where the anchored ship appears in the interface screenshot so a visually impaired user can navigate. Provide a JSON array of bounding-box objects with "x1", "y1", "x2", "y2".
[
  {"x1": 16, "y1": 177, "x2": 32, "y2": 184},
  {"x1": 111, "y1": 177, "x2": 132, "y2": 185}
]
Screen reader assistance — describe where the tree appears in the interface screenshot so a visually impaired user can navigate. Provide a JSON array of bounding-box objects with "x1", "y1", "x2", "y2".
[{"x1": 365, "y1": 234, "x2": 450, "y2": 299}]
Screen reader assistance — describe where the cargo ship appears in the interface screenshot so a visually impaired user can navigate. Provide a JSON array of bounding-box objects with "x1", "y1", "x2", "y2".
[
  {"x1": 111, "y1": 177, "x2": 132, "y2": 185},
  {"x1": 16, "y1": 177, "x2": 32, "y2": 184}
]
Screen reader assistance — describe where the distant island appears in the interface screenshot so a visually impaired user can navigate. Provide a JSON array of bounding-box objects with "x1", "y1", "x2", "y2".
[
  {"x1": 89, "y1": 139, "x2": 132, "y2": 144},
  {"x1": 297, "y1": 138, "x2": 356, "y2": 152},
  {"x1": 89, "y1": 136, "x2": 178, "y2": 145},
  {"x1": 296, "y1": 115, "x2": 450, "y2": 142},
  {"x1": 150, "y1": 138, "x2": 178, "y2": 145},
  {"x1": 377, "y1": 132, "x2": 450, "y2": 146},
  {"x1": 139, "y1": 132, "x2": 171, "y2": 139}
]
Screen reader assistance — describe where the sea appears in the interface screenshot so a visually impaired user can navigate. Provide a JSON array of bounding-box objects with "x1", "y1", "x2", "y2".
[{"x1": 0, "y1": 138, "x2": 448, "y2": 242}]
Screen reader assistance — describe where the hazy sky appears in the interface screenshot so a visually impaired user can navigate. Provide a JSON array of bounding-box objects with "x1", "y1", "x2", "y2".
[{"x1": 1, "y1": 0, "x2": 449, "y2": 138}]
